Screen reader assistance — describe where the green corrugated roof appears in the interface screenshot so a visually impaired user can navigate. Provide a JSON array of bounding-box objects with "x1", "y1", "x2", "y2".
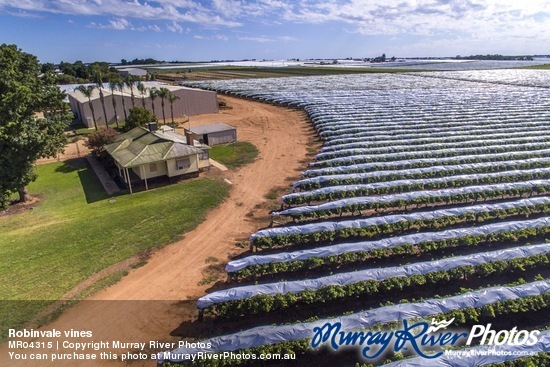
[{"x1": 105, "y1": 127, "x2": 204, "y2": 168}]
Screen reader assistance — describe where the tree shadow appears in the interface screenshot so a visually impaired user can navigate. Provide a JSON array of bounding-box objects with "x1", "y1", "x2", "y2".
[
  {"x1": 55, "y1": 158, "x2": 112, "y2": 203},
  {"x1": 54, "y1": 159, "x2": 81, "y2": 173},
  {"x1": 78, "y1": 162, "x2": 113, "y2": 203}
]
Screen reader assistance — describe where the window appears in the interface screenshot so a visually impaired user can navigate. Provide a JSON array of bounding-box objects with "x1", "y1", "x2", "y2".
[
  {"x1": 176, "y1": 158, "x2": 191, "y2": 170},
  {"x1": 149, "y1": 163, "x2": 158, "y2": 172}
]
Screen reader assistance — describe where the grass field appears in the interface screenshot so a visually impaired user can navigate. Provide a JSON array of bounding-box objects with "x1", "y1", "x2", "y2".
[
  {"x1": 0, "y1": 159, "x2": 229, "y2": 336},
  {"x1": 209, "y1": 141, "x2": 259, "y2": 170},
  {"x1": 520, "y1": 63, "x2": 550, "y2": 69},
  {"x1": 153, "y1": 65, "x2": 416, "y2": 82}
]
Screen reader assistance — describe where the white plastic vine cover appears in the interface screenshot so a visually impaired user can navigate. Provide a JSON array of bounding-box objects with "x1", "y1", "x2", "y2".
[
  {"x1": 323, "y1": 125, "x2": 548, "y2": 143},
  {"x1": 198, "y1": 243, "x2": 549, "y2": 309},
  {"x1": 324, "y1": 130, "x2": 546, "y2": 148},
  {"x1": 274, "y1": 180, "x2": 550, "y2": 217},
  {"x1": 318, "y1": 121, "x2": 549, "y2": 138},
  {"x1": 251, "y1": 197, "x2": 550, "y2": 241},
  {"x1": 283, "y1": 168, "x2": 550, "y2": 203},
  {"x1": 226, "y1": 217, "x2": 549, "y2": 272},
  {"x1": 322, "y1": 130, "x2": 547, "y2": 152},
  {"x1": 162, "y1": 281, "x2": 550, "y2": 363},
  {"x1": 292, "y1": 158, "x2": 550, "y2": 190},
  {"x1": 317, "y1": 120, "x2": 550, "y2": 138},
  {"x1": 311, "y1": 142, "x2": 550, "y2": 167},
  {"x1": 315, "y1": 135, "x2": 550, "y2": 159},
  {"x1": 303, "y1": 149, "x2": 550, "y2": 177}
]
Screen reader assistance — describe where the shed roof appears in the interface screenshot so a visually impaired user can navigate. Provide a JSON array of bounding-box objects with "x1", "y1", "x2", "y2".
[
  {"x1": 67, "y1": 82, "x2": 182, "y2": 103},
  {"x1": 188, "y1": 123, "x2": 236, "y2": 135},
  {"x1": 105, "y1": 127, "x2": 203, "y2": 168}
]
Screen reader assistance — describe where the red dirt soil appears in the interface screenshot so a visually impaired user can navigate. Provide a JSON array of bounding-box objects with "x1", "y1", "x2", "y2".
[{"x1": 1, "y1": 96, "x2": 315, "y2": 367}]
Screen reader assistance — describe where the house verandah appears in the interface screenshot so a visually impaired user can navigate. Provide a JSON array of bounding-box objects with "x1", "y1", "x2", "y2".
[{"x1": 105, "y1": 126, "x2": 210, "y2": 193}]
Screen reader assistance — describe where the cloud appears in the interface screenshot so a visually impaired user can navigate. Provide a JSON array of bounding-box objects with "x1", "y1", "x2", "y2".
[
  {"x1": 238, "y1": 35, "x2": 298, "y2": 43},
  {"x1": 239, "y1": 36, "x2": 273, "y2": 43},
  {"x1": 282, "y1": 0, "x2": 549, "y2": 35},
  {"x1": 107, "y1": 17, "x2": 130, "y2": 30},
  {"x1": 0, "y1": 0, "x2": 548, "y2": 53},
  {"x1": 88, "y1": 17, "x2": 161, "y2": 32},
  {"x1": 194, "y1": 34, "x2": 229, "y2": 41},
  {"x1": 3, "y1": 8, "x2": 43, "y2": 18},
  {"x1": 88, "y1": 17, "x2": 130, "y2": 30},
  {"x1": 0, "y1": 0, "x2": 242, "y2": 27},
  {"x1": 167, "y1": 21, "x2": 184, "y2": 33}
]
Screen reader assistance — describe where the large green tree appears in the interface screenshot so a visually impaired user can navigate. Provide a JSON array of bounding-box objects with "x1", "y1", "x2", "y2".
[
  {"x1": 0, "y1": 44, "x2": 72, "y2": 206},
  {"x1": 122, "y1": 106, "x2": 157, "y2": 132}
]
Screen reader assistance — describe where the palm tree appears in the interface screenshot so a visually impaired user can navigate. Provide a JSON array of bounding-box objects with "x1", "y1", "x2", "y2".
[
  {"x1": 156, "y1": 87, "x2": 170, "y2": 125},
  {"x1": 124, "y1": 75, "x2": 137, "y2": 107},
  {"x1": 137, "y1": 82, "x2": 147, "y2": 108},
  {"x1": 167, "y1": 91, "x2": 180, "y2": 125},
  {"x1": 75, "y1": 85, "x2": 98, "y2": 131},
  {"x1": 149, "y1": 87, "x2": 158, "y2": 118},
  {"x1": 115, "y1": 79, "x2": 128, "y2": 121},
  {"x1": 108, "y1": 75, "x2": 120, "y2": 128},
  {"x1": 93, "y1": 72, "x2": 109, "y2": 128}
]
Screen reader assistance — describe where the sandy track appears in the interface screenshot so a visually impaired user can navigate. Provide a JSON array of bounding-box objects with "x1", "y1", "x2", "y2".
[{"x1": 2, "y1": 96, "x2": 314, "y2": 366}]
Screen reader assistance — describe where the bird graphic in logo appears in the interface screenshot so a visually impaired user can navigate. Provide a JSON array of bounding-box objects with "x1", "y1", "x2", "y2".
[{"x1": 427, "y1": 318, "x2": 455, "y2": 333}]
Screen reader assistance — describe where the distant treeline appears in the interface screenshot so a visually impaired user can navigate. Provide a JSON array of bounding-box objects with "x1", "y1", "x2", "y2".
[
  {"x1": 455, "y1": 54, "x2": 534, "y2": 61},
  {"x1": 120, "y1": 58, "x2": 161, "y2": 65},
  {"x1": 40, "y1": 60, "x2": 117, "y2": 84}
]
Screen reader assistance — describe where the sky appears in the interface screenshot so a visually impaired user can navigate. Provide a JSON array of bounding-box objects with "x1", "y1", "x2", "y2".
[{"x1": 0, "y1": 0, "x2": 548, "y2": 64}]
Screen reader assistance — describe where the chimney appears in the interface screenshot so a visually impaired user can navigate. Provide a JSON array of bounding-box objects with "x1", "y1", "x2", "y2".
[{"x1": 146, "y1": 122, "x2": 158, "y2": 132}]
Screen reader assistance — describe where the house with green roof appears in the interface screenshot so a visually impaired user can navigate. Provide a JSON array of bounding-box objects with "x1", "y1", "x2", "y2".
[{"x1": 105, "y1": 126, "x2": 210, "y2": 193}]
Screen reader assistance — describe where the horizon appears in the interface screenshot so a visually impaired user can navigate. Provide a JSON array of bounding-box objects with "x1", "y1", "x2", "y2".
[{"x1": 0, "y1": 0, "x2": 548, "y2": 64}]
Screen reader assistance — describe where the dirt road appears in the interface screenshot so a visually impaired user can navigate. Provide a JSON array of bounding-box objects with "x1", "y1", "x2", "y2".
[{"x1": 2, "y1": 96, "x2": 314, "y2": 366}]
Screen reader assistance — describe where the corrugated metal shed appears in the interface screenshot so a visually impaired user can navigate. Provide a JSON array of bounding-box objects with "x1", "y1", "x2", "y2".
[
  {"x1": 188, "y1": 123, "x2": 236, "y2": 135},
  {"x1": 186, "y1": 123, "x2": 237, "y2": 146},
  {"x1": 67, "y1": 83, "x2": 219, "y2": 128}
]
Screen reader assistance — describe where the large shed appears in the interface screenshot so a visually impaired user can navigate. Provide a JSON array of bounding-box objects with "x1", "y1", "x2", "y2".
[
  {"x1": 118, "y1": 68, "x2": 147, "y2": 77},
  {"x1": 185, "y1": 123, "x2": 237, "y2": 146},
  {"x1": 67, "y1": 83, "x2": 219, "y2": 128}
]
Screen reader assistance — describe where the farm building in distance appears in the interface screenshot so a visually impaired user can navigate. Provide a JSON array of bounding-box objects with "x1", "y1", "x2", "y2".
[
  {"x1": 67, "y1": 82, "x2": 219, "y2": 128},
  {"x1": 185, "y1": 123, "x2": 237, "y2": 146},
  {"x1": 118, "y1": 68, "x2": 147, "y2": 77},
  {"x1": 105, "y1": 125, "x2": 210, "y2": 193}
]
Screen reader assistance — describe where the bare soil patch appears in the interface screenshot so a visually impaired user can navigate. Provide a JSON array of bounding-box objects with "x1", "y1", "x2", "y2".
[
  {"x1": 36, "y1": 138, "x2": 91, "y2": 165},
  {"x1": 0, "y1": 195, "x2": 42, "y2": 219}
]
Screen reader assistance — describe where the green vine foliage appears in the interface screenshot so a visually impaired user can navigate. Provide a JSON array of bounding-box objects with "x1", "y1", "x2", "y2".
[
  {"x1": 305, "y1": 151, "x2": 550, "y2": 178},
  {"x1": 286, "y1": 171, "x2": 550, "y2": 205},
  {"x1": 317, "y1": 136, "x2": 550, "y2": 160},
  {"x1": 312, "y1": 142, "x2": 550, "y2": 168},
  {"x1": 282, "y1": 185, "x2": 550, "y2": 220},
  {"x1": 232, "y1": 226, "x2": 549, "y2": 280},
  {"x1": 206, "y1": 253, "x2": 550, "y2": 318},
  {"x1": 296, "y1": 161, "x2": 550, "y2": 190},
  {"x1": 253, "y1": 202, "x2": 550, "y2": 248}
]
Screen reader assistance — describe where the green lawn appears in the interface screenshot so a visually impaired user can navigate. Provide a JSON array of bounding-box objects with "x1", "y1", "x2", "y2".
[
  {"x1": 519, "y1": 64, "x2": 550, "y2": 70},
  {"x1": 0, "y1": 160, "x2": 229, "y2": 336},
  {"x1": 209, "y1": 141, "x2": 259, "y2": 170}
]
